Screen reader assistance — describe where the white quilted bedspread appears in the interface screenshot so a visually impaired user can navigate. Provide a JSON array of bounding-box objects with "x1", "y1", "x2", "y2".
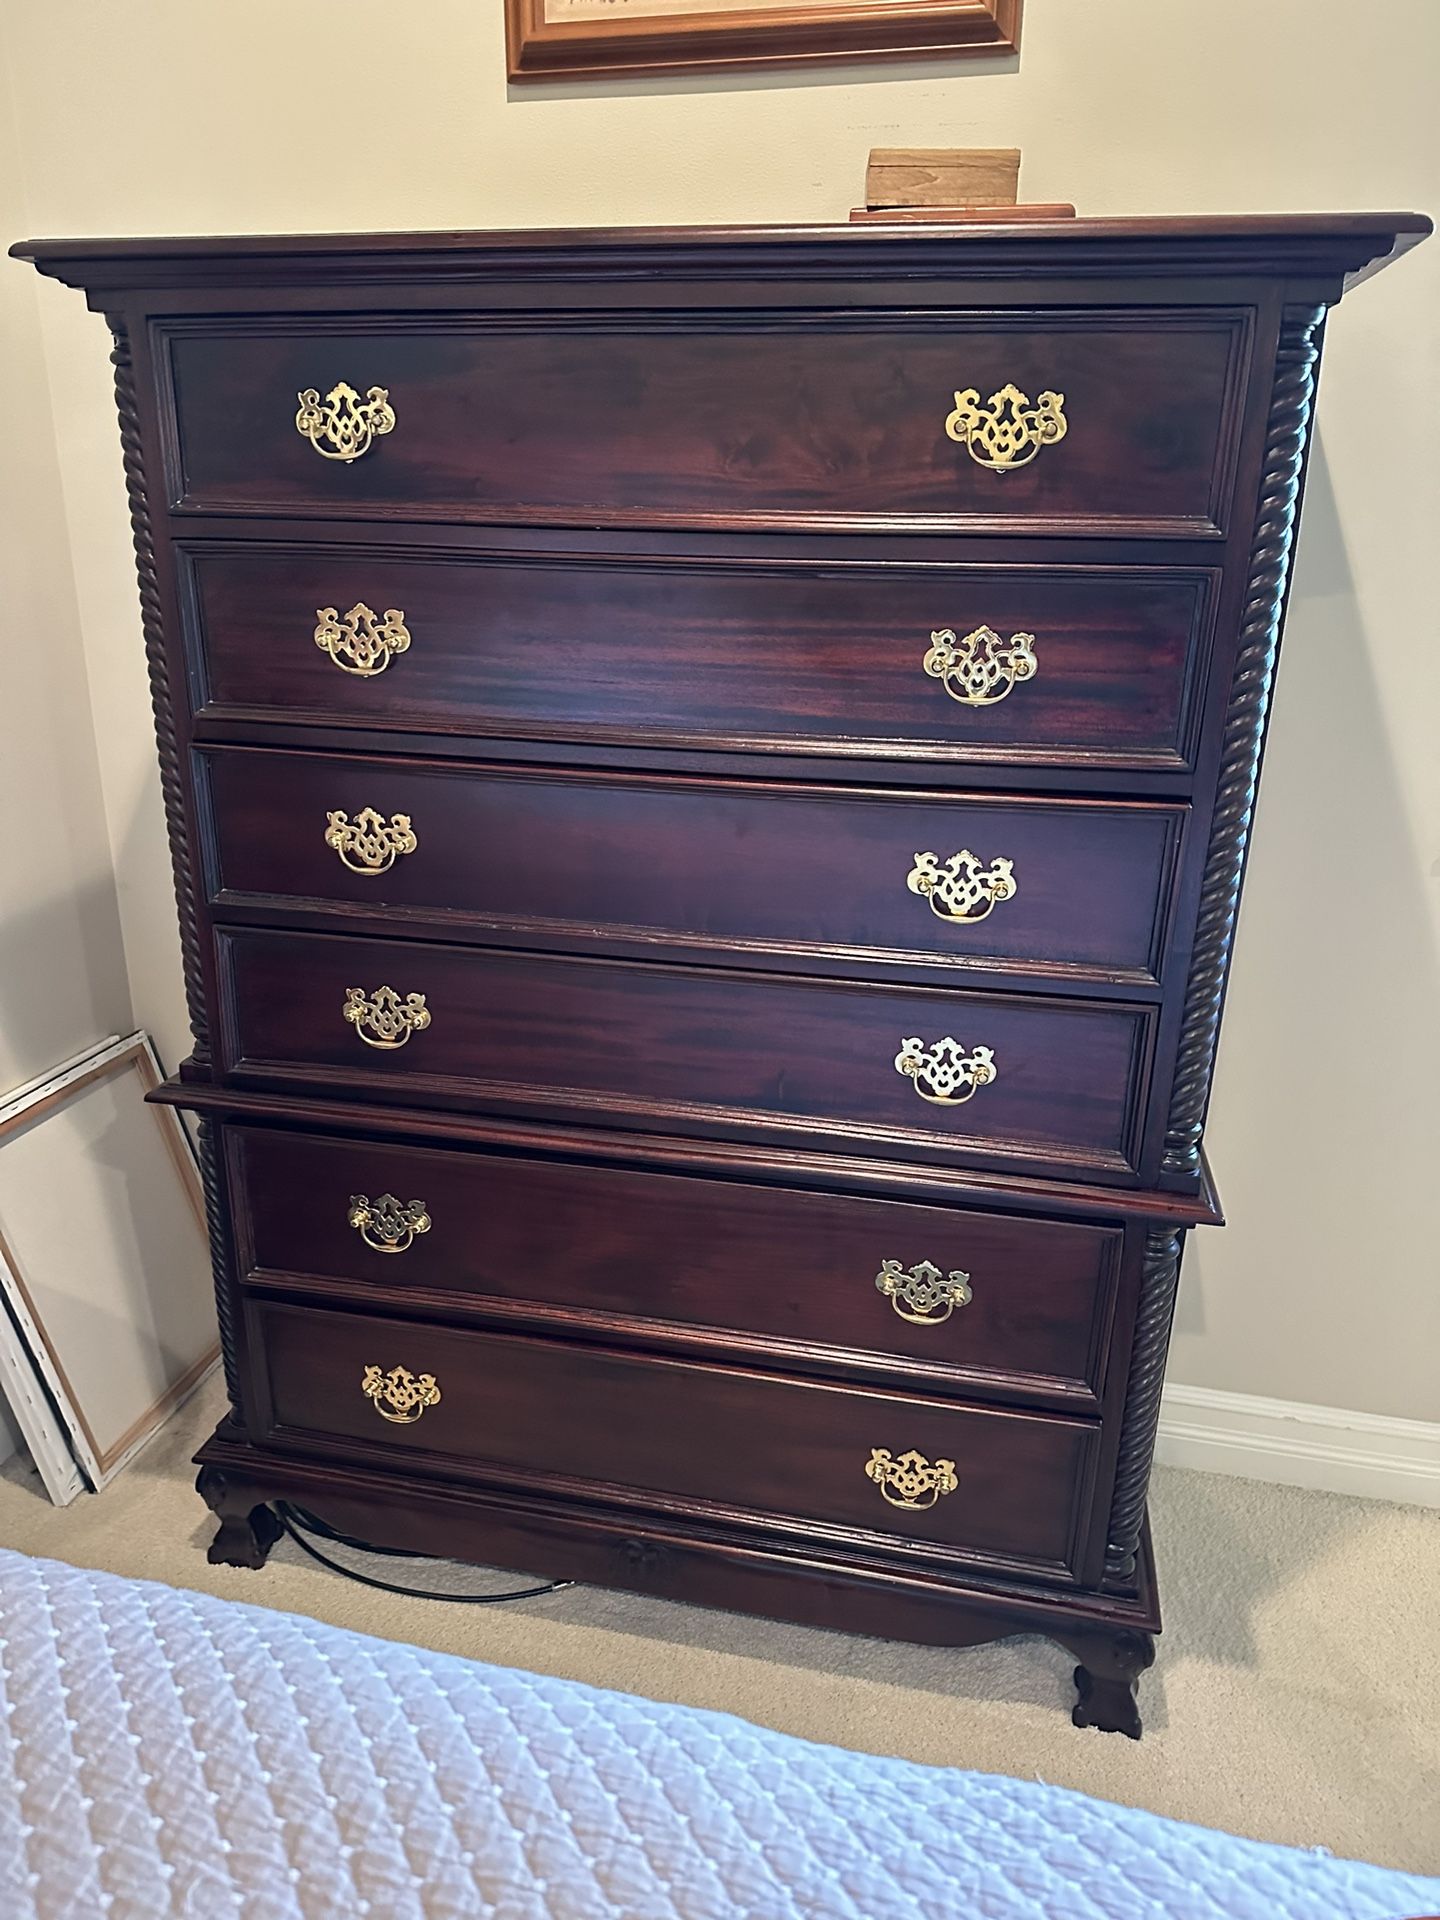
[{"x1": 0, "y1": 1549, "x2": 1435, "y2": 1919}]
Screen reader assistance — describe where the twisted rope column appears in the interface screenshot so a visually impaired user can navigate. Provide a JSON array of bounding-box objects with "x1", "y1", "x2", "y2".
[
  {"x1": 110, "y1": 321, "x2": 240, "y2": 1421},
  {"x1": 108, "y1": 319, "x2": 210, "y2": 1069},
  {"x1": 1105, "y1": 1227, "x2": 1184, "y2": 1577},
  {"x1": 1162, "y1": 305, "x2": 1325, "y2": 1176}
]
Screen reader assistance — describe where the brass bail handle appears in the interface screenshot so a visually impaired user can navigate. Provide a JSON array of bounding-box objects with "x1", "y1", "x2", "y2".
[
  {"x1": 943, "y1": 383, "x2": 1067, "y2": 472},
  {"x1": 907, "y1": 850, "x2": 1017, "y2": 925},
  {"x1": 875, "y1": 1259, "x2": 973, "y2": 1326},
  {"x1": 362, "y1": 1364, "x2": 441, "y2": 1424},
  {"x1": 866, "y1": 1447, "x2": 959, "y2": 1511},
  {"x1": 295, "y1": 381, "x2": 396, "y2": 462}
]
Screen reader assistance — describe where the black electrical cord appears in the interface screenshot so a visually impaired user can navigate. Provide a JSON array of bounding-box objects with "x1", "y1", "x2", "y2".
[{"x1": 275, "y1": 1502, "x2": 574, "y2": 1605}]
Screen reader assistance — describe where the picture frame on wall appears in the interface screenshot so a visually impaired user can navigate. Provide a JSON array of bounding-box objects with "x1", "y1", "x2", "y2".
[{"x1": 506, "y1": 1, "x2": 1022, "y2": 82}]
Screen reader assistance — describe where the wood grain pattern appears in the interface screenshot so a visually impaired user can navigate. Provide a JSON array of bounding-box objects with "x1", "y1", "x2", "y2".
[
  {"x1": 162, "y1": 311, "x2": 1248, "y2": 535},
  {"x1": 184, "y1": 544, "x2": 1217, "y2": 774},
  {"x1": 227, "y1": 1124, "x2": 1126, "y2": 1409},
  {"x1": 505, "y1": 0, "x2": 1022, "y2": 80},
  {"x1": 253, "y1": 1300, "x2": 1096, "y2": 1580},
  {"x1": 865, "y1": 149, "x2": 1021, "y2": 210},
  {"x1": 217, "y1": 928, "x2": 1155, "y2": 1181},
  {"x1": 25, "y1": 213, "x2": 1423, "y2": 1736},
  {"x1": 201, "y1": 746, "x2": 1185, "y2": 991}
]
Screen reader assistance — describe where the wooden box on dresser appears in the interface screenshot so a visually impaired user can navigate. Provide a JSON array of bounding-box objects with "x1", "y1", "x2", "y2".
[{"x1": 17, "y1": 213, "x2": 1426, "y2": 1736}]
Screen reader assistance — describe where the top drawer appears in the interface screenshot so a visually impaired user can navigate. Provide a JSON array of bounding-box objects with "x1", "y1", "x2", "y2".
[{"x1": 159, "y1": 310, "x2": 1252, "y2": 536}]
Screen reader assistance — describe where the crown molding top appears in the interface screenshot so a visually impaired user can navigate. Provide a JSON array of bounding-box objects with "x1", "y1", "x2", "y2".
[{"x1": 11, "y1": 212, "x2": 1431, "y2": 299}]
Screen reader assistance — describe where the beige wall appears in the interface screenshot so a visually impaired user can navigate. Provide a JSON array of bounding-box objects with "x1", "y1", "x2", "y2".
[
  {"x1": 4, "y1": 0, "x2": 1436, "y2": 1421},
  {"x1": 0, "y1": 18, "x2": 130, "y2": 1098}
]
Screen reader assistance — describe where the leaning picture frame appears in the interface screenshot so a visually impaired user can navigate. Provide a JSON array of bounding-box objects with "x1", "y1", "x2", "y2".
[
  {"x1": 505, "y1": 0, "x2": 1021, "y2": 81},
  {"x1": 0, "y1": 1032, "x2": 218, "y2": 1495}
]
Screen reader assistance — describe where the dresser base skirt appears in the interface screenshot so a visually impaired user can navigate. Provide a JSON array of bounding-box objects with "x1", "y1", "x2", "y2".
[{"x1": 194, "y1": 1420, "x2": 1160, "y2": 1737}]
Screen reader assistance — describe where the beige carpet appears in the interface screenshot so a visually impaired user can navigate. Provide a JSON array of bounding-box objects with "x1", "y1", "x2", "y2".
[{"x1": 1, "y1": 1374, "x2": 1436, "y2": 1875}]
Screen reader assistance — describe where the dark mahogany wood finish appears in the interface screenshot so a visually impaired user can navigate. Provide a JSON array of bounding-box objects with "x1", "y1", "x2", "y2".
[
  {"x1": 201, "y1": 746, "x2": 1185, "y2": 989},
  {"x1": 217, "y1": 926, "x2": 1155, "y2": 1179},
  {"x1": 162, "y1": 312, "x2": 1248, "y2": 536},
  {"x1": 227, "y1": 1125, "x2": 1128, "y2": 1410},
  {"x1": 182, "y1": 544, "x2": 1220, "y2": 774},
  {"x1": 253, "y1": 1301, "x2": 1098, "y2": 1581},
  {"x1": 17, "y1": 213, "x2": 1425, "y2": 1738}
]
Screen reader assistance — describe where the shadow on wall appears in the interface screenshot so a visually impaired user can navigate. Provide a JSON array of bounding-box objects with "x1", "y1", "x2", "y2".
[{"x1": 1173, "y1": 433, "x2": 1440, "y2": 1418}]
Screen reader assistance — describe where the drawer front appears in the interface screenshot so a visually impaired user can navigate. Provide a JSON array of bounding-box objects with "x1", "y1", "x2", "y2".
[
  {"x1": 252, "y1": 1301, "x2": 1098, "y2": 1578},
  {"x1": 204, "y1": 748, "x2": 1184, "y2": 990},
  {"x1": 185, "y1": 548, "x2": 1216, "y2": 774},
  {"x1": 163, "y1": 311, "x2": 1249, "y2": 535},
  {"x1": 229, "y1": 1126, "x2": 1125, "y2": 1408},
  {"x1": 218, "y1": 930, "x2": 1153, "y2": 1180}
]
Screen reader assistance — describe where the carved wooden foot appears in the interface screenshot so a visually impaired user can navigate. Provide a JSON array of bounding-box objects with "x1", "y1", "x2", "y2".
[
  {"x1": 1059, "y1": 1627, "x2": 1155, "y2": 1738},
  {"x1": 196, "y1": 1464, "x2": 282, "y2": 1570}
]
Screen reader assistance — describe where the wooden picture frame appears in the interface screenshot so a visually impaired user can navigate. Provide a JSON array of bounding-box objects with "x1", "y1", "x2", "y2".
[
  {"x1": 0, "y1": 1032, "x2": 218, "y2": 1495},
  {"x1": 505, "y1": 1, "x2": 1021, "y2": 82}
]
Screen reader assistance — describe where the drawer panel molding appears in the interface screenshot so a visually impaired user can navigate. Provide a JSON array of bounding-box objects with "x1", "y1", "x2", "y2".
[
  {"x1": 227, "y1": 1125, "x2": 1127, "y2": 1409},
  {"x1": 253, "y1": 1300, "x2": 1099, "y2": 1579},
  {"x1": 183, "y1": 545, "x2": 1219, "y2": 775},
  {"x1": 218, "y1": 929, "x2": 1156, "y2": 1181},
  {"x1": 201, "y1": 747, "x2": 1186, "y2": 992},
  {"x1": 23, "y1": 212, "x2": 1423, "y2": 1738},
  {"x1": 161, "y1": 309, "x2": 1250, "y2": 537}
]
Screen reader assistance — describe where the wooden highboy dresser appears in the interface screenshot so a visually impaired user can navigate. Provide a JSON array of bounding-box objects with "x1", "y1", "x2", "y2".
[{"x1": 18, "y1": 213, "x2": 1426, "y2": 1734}]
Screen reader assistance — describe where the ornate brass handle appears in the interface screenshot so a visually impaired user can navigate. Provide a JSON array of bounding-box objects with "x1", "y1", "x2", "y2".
[
  {"x1": 361, "y1": 1363, "x2": 441, "y2": 1424},
  {"x1": 325, "y1": 808, "x2": 418, "y2": 876},
  {"x1": 944, "y1": 383, "x2": 1067, "y2": 472},
  {"x1": 295, "y1": 382, "x2": 396, "y2": 462},
  {"x1": 315, "y1": 604, "x2": 411, "y2": 677},
  {"x1": 895, "y1": 1037, "x2": 996, "y2": 1107},
  {"x1": 342, "y1": 985, "x2": 431, "y2": 1050},
  {"x1": 908, "y1": 850, "x2": 1017, "y2": 925},
  {"x1": 348, "y1": 1194, "x2": 431, "y2": 1255},
  {"x1": 875, "y1": 1259, "x2": 972, "y2": 1326},
  {"x1": 924, "y1": 627, "x2": 1037, "y2": 706},
  {"x1": 866, "y1": 1447, "x2": 958, "y2": 1511}
]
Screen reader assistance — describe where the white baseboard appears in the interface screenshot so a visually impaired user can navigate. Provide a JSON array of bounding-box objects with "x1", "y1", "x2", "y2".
[{"x1": 1156, "y1": 1385, "x2": 1440, "y2": 1508}]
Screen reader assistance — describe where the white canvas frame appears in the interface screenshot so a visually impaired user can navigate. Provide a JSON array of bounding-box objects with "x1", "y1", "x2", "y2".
[{"x1": 0, "y1": 1032, "x2": 219, "y2": 1492}]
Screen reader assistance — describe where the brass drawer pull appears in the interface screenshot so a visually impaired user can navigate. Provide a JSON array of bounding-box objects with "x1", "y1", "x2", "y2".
[
  {"x1": 314, "y1": 603, "x2": 411, "y2": 677},
  {"x1": 866, "y1": 1447, "x2": 958, "y2": 1511},
  {"x1": 362, "y1": 1363, "x2": 440, "y2": 1424},
  {"x1": 944, "y1": 383, "x2": 1067, "y2": 472},
  {"x1": 908, "y1": 850, "x2": 1017, "y2": 924},
  {"x1": 295, "y1": 381, "x2": 396, "y2": 462},
  {"x1": 325, "y1": 808, "x2": 418, "y2": 876},
  {"x1": 348, "y1": 1193, "x2": 431, "y2": 1255},
  {"x1": 875, "y1": 1259, "x2": 972, "y2": 1326},
  {"x1": 895, "y1": 1037, "x2": 996, "y2": 1106},
  {"x1": 343, "y1": 985, "x2": 431, "y2": 1050},
  {"x1": 924, "y1": 626, "x2": 1037, "y2": 706}
]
